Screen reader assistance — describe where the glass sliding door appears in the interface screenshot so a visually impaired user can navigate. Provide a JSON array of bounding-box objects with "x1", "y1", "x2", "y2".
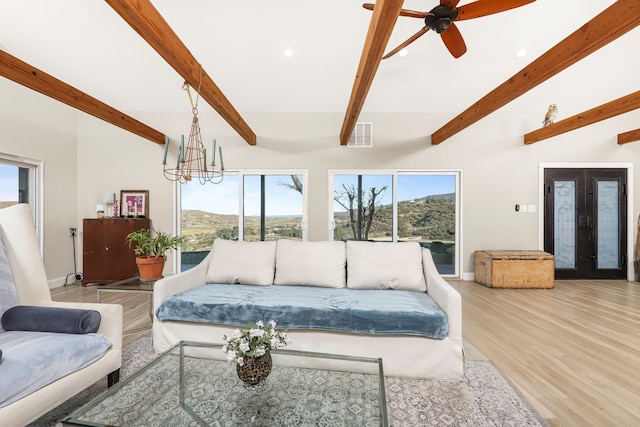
[{"x1": 331, "y1": 171, "x2": 459, "y2": 276}]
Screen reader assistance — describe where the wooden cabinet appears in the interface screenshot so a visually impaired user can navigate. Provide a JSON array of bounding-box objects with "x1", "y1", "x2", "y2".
[{"x1": 82, "y1": 218, "x2": 151, "y2": 286}]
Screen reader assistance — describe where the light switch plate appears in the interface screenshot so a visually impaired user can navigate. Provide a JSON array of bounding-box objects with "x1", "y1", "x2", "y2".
[
  {"x1": 528, "y1": 204, "x2": 536, "y2": 213},
  {"x1": 520, "y1": 204, "x2": 528, "y2": 213}
]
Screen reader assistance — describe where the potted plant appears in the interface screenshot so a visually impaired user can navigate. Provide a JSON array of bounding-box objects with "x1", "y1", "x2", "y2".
[
  {"x1": 125, "y1": 229, "x2": 185, "y2": 281},
  {"x1": 222, "y1": 320, "x2": 290, "y2": 387}
]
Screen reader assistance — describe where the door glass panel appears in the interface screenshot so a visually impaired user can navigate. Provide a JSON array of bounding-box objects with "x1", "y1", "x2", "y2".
[
  {"x1": 597, "y1": 181, "x2": 619, "y2": 269},
  {"x1": 554, "y1": 180, "x2": 576, "y2": 269},
  {"x1": 243, "y1": 174, "x2": 304, "y2": 242},
  {"x1": 397, "y1": 174, "x2": 456, "y2": 274},
  {"x1": 181, "y1": 175, "x2": 240, "y2": 270}
]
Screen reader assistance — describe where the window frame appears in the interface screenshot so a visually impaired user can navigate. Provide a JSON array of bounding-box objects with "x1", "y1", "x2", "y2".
[
  {"x1": 0, "y1": 153, "x2": 43, "y2": 253},
  {"x1": 328, "y1": 169, "x2": 462, "y2": 277},
  {"x1": 177, "y1": 169, "x2": 308, "y2": 271}
]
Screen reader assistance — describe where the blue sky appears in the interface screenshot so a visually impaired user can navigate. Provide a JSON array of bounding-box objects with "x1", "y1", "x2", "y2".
[
  {"x1": 182, "y1": 173, "x2": 456, "y2": 216},
  {"x1": 0, "y1": 165, "x2": 18, "y2": 202}
]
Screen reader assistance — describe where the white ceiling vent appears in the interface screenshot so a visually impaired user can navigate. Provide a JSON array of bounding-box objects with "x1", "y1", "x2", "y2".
[{"x1": 347, "y1": 122, "x2": 372, "y2": 148}]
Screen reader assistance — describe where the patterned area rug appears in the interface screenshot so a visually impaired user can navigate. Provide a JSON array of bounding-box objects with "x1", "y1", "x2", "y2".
[{"x1": 29, "y1": 337, "x2": 546, "y2": 426}]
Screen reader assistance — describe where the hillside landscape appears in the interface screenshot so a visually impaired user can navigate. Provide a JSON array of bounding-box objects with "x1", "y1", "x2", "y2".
[{"x1": 182, "y1": 193, "x2": 454, "y2": 252}]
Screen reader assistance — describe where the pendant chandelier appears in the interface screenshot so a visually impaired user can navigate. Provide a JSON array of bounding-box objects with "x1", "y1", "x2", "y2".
[{"x1": 162, "y1": 75, "x2": 224, "y2": 184}]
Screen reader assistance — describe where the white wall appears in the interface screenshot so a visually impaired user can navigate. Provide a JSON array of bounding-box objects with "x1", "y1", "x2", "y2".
[
  {"x1": 0, "y1": 79, "x2": 78, "y2": 285},
  {"x1": 76, "y1": 108, "x2": 640, "y2": 278},
  {"x1": 3, "y1": 78, "x2": 639, "y2": 281}
]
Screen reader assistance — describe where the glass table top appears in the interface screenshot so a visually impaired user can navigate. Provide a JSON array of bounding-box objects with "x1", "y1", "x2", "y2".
[{"x1": 63, "y1": 340, "x2": 388, "y2": 426}]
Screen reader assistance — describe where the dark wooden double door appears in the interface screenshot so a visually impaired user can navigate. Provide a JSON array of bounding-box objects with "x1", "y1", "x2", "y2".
[{"x1": 544, "y1": 168, "x2": 627, "y2": 279}]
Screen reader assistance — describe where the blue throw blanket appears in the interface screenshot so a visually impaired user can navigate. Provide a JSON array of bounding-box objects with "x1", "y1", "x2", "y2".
[
  {"x1": 0, "y1": 331, "x2": 112, "y2": 407},
  {"x1": 156, "y1": 284, "x2": 448, "y2": 339}
]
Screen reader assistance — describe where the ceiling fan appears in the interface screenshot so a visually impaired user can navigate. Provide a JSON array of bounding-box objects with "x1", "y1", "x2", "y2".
[{"x1": 363, "y1": 0, "x2": 536, "y2": 59}]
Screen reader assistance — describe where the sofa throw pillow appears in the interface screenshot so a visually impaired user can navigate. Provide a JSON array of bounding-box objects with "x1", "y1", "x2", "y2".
[
  {"x1": 274, "y1": 240, "x2": 346, "y2": 288},
  {"x1": 346, "y1": 241, "x2": 427, "y2": 292},
  {"x1": 0, "y1": 237, "x2": 18, "y2": 334},
  {"x1": 206, "y1": 239, "x2": 276, "y2": 286},
  {"x1": 1, "y1": 305, "x2": 101, "y2": 334}
]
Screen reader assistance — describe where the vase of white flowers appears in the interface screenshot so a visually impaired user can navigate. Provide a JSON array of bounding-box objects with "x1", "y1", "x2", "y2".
[{"x1": 222, "y1": 320, "x2": 290, "y2": 386}]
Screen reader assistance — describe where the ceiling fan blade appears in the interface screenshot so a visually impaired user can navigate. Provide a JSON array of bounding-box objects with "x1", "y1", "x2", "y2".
[
  {"x1": 441, "y1": 0, "x2": 461, "y2": 9},
  {"x1": 441, "y1": 22, "x2": 467, "y2": 58},
  {"x1": 456, "y1": 0, "x2": 535, "y2": 21},
  {"x1": 382, "y1": 26, "x2": 430, "y2": 59},
  {"x1": 399, "y1": 9, "x2": 433, "y2": 19},
  {"x1": 362, "y1": 4, "x2": 431, "y2": 19}
]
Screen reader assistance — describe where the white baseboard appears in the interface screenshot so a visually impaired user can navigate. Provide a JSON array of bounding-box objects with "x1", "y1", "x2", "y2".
[{"x1": 461, "y1": 272, "x2": 475, "y2": 281}]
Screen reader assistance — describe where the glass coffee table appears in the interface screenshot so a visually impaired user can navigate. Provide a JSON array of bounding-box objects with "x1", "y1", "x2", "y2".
[{"x1": 63, "y1": 340, "x2": 388, "y2": 426}]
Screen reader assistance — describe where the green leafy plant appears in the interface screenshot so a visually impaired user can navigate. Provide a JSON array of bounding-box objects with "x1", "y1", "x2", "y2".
[
  {"x1": 125, "y1": 229, "x2": 185, "y2": 258},
  {"x1": 222, "y1": 321, "x2": 290, "y2": 365}
]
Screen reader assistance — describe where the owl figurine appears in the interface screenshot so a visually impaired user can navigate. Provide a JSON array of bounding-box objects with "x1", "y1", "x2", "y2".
[{"x1": 543, "y1": 104, "x2": 557, "y2": 127}]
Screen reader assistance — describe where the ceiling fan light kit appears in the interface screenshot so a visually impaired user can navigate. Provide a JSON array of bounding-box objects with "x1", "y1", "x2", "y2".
[{"x1": 425, "y1": 5, "x2": 458, "y2": 34}]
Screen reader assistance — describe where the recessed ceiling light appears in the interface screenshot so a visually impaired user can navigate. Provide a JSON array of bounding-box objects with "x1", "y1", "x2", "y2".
[
  {"x1": 399, "y1": 48, "x2": 408, "y2": 57},
  {"x1": 283, "y1": 48, "x2": 293, "y2": 58},
  {"x1": 514, "y1": 48, "x2": 528, "y2": 59}
]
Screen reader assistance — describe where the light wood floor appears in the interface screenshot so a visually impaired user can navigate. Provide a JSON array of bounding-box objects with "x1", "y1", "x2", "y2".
[
  {"x1": 52, "y1": 279, "x2": 640, "y2": 426},
  {"x1": 448, "y1": 279, "x2": 640, "y2": 427}
]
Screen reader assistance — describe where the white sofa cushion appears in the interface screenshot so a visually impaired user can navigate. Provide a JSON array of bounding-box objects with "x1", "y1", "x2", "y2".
[
  {"x1": 346, "y1": 241, "x2": 427, "y2": 292},
  {"x1": 274, "y1": 240, "x2": 346, "y2": 288},
  {"x1": 206, "y1": 239, "x2": 276, "y2": 286}
]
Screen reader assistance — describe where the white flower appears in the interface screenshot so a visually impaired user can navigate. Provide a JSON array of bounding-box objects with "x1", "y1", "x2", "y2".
[{"x1": 222, "y1": 320, "x2": 289, "y2": 364}]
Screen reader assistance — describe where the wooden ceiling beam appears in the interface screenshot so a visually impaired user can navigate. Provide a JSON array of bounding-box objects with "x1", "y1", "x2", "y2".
[
  {"x1": 106, "y1": 0, "x2": 257, "y2": 146},
  {"x1": 340, "y1": 0, "x2": 404, "y2": 145},
  {"x1": 0, "y1": 50, "x2": 165, "y2": 145},
  {"x1": 431, "y1": 0, "x2": 640, "y2": 145},
  {"x1": 524, "y1": 91, "x2": 640, "y2": 144},
  {"x1": 618, "y1": 128, "x2": 640, "y2": 145}
]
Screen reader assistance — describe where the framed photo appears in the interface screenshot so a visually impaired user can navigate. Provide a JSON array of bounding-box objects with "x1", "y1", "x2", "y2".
[{"x1": 120, "y1": 190, "x2": 149, "y2": 217}]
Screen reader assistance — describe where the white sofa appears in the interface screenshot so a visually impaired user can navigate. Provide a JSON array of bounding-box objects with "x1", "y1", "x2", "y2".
[
  {"x1": 0, "y1": 204, "x2": 123, "y2": 427},
  {"x1": 153, "y1": 239, "x2": 464, "y2": 380}
]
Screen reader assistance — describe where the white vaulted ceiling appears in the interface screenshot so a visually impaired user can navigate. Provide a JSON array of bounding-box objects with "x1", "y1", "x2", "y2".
[{"x1": 0, "y1": 1, "x2": 637, "y2": 140}]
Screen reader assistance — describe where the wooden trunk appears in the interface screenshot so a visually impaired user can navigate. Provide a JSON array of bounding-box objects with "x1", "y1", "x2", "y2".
[{"x1": 474, "y1": 250, "x2": 554, "y2": 289}]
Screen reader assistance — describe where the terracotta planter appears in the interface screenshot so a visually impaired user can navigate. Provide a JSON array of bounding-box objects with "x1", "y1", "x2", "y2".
[
  {"x1": 135, "y1": 256, "x2": 165, "y2": 281},
  {"x1": 236, "y1": 353, "x2": 272, "y2": 386}
]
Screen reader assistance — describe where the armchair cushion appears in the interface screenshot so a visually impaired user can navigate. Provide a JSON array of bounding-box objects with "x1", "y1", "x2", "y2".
[
  {"x1": 0, "y1": 331, "x2": 112, "y2": 408},
  {"x1": 1, "y1": 306, "x2": 101, "y2": 334},
  {"x1": 0, "y1": 238, "x2": 18, "y2": 334}
]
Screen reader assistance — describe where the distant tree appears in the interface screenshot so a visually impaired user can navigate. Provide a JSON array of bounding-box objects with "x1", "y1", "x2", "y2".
[
  {"x1": 278, "y1": 175, "x2": 303, "y2": 195},
  {"x1": 334, "y1": 183, "x2": 387, "y2": 240}
]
